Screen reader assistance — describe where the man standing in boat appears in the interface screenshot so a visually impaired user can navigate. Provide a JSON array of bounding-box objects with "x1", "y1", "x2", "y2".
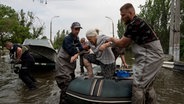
[
  {"x1": 105, "y1": 3, "x2": 164, "y2": 104},
  {"x1": 55, "y1": 22, "x2": 89, "y2": 104},
  {"x1": 5, "y1": 41, "x2": 37, "y2": 90}
]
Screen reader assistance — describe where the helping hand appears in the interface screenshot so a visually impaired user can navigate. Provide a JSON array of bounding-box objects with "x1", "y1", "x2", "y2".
[
  {"x1": 83, "y1": 44, "x2": 90, "y2": 50},
  {"x1": 99, "y1": 42, "x2": 112, "y2": 51},
  {"x1": 99, "y1": 44, "x2": 106, "y2": 51},
  {"x1": 10, "y1": 59, "x2": 21, "y2": 64},
  {"x1": 122, "y1": 63, "x2": 129, "y2": 68},
  {"x1": 70, "y1": 53, "x2": 79, "y2": 63}
]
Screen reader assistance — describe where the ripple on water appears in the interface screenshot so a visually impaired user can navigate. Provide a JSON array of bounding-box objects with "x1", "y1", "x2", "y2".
[{"x1": 1, "y1": 57, "x2": 184, "y2": 104}]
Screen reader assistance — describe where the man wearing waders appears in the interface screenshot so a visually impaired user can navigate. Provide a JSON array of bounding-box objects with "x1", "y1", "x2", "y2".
[
  {"x1": 55, "y1": 22, "x2": 89, "y2": 104},
  {"x1": 107, "y1": 3, "x2": 164, "y2": 104},
  {"x1": 5, "y1": 42, "x2": 37, "y2": 90}
]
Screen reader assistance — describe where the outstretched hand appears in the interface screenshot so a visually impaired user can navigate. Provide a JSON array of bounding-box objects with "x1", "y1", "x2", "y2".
[
  {"x1": 123, "y1": 63, "x2": 129, "y2": 68},
  {"x1": 83, "y1": 44, "x2": 90, "y2": 51},
  {"x1": 70, "y1": 53, "x2": 79, "y2": 63},
  {"x1": 99, "y1": 42, "x2": 112, "y2": 51}
]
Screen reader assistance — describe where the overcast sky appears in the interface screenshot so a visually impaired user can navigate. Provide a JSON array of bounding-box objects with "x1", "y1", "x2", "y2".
[{"x1": 1, "y1": 0, "x2": 145, "y2": 40}]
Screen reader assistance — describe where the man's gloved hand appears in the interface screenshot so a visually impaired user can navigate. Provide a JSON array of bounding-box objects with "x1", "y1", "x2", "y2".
[
  {"x1": 14, "y1": 68, "x2": 19, "y2": 74},
  {"x1": 11, "y1": 59, "x2": 21, "y2": 64},
  {"x1": 13, "y1": 64, "x2": 21, "y2": 74}
]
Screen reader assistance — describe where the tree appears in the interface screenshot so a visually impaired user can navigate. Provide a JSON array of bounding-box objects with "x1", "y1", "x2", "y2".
[
  {"x1": 117, "y1": 20, "x2": 126, "y2": 39},
  {"x1": 17, "y1": 9, "x2": 44, "y2": 40},
  {"x1": 0, "y1": 4, "x2": 19, "y2": 49},
  {"x1": 41, "y1": 36, "x2": 48, "y2": 39},
  {"x1": 53, "y1": 29, "x2": 68, "y2": 49},
  {"x1": 139, "y1": 0, "x2": 170, "y2": 53},
  {"x1": 0, "y1": 4, "x2": 45, "y2": 48}
]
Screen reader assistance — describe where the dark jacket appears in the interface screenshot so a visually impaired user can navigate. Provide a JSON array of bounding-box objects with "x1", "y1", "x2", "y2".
[
  {"x1": 62, "y1": 33, "x2": 83, "y2": 56},
  {"x1": 10, "y1": 44, "x2": 35, "y2": 67}
]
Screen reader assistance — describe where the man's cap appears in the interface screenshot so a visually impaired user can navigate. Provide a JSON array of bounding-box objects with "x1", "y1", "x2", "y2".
[{"x1": 71, "y1": 22, "x2": 82, "y2": 29}]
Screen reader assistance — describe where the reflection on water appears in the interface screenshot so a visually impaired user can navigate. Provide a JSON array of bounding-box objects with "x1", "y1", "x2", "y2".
[
  {"x1": 0, "y1": 55, "x2": 184, "y2": 104},
  {"x1": 155, "y1": 69, "x2": 184, "y2": 104},
  {"x1": 0, "y1": 55, "x2": 60, "y2": 104}
]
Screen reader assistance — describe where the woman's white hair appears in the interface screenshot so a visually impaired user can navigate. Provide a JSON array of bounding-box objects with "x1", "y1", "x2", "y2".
[{"x1": 86, "y1": 29, "x2": 98, "y2": 37}]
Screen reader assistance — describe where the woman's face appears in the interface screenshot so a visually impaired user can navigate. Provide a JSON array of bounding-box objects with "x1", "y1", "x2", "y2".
[{"x1": 87, "y1": 36, "x2": 96, "y2": 45}]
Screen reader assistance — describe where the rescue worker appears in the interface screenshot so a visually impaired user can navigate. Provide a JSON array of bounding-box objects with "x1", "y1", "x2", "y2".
[
  {"x1": 105, "y1": 3, "x2": 164, "y2": 104},
  {"x1": 112, "y1": 47, "x2": 128, "y2": 68},
  {"x1": 55, "y1": 22, "x2": 89, "y2": 104},
  {"x1": 5, "y1": 41, "x2": 37, "y2": 90}
]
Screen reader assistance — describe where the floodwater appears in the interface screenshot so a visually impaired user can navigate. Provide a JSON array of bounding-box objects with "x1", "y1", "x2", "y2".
[{"x1": 0, "y1": 54, "x2": 184, "y2": 104}]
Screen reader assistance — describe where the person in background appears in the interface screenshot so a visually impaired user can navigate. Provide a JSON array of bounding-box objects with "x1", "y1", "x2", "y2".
[
  {"x1": 55, "y1": 22, "x2": 89, "y2": 104},
  {"x1": 79, "y1": 38, "x2": 90, "y2": 75},
  {"x1": 111, "y1": 47, "x2": 128, "y2": 68},
  {"x1": 106, "y1": 3, "x2": 164, "y2": 104},
  {"x1": 5, "y1": 41, "x2": 37, "y2": 90},
  {"x1": 83, "y1": 29, "x2": 115, "y2": 79}
]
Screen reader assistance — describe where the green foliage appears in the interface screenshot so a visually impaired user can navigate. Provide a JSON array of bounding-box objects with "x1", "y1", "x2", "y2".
[
  {"x1": 139, "y1": 0, "x2": 170, "y2": 53},
  {"x1": 117, "y1": 20, "x2": 125, "y2": 39},
  {"x1": 18, "y1": 9, "x2": 44, "y2": 39},
  {"x1": 0, "y1": 4, "x2": 45, "y2": 48},
  {"x1": 41, "y1": 36, "x2": 47, "y2": 39},
  {"x1": 0, "y1": 4, "x2": 19, "y2": 47},
  {"x1": 117, "y1": 0, "x2": 184, "y2": 59},
  {"x1": 53, "y1": 29, "x2": 69, "y2": 49}
]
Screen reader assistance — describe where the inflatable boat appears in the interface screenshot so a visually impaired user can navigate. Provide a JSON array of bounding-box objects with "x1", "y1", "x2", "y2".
[{"x1": 66, "y1": 67, "x2": 133, "y2": 104}]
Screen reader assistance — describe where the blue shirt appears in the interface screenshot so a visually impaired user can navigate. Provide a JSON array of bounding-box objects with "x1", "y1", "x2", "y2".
[{"x1": 62, "y1": 33, "x2": 83, "y2": 56}]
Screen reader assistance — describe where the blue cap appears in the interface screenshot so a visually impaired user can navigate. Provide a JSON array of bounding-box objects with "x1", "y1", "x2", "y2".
[{"x1": 71, "y1": 22, "x2": 82, "y2": 29}]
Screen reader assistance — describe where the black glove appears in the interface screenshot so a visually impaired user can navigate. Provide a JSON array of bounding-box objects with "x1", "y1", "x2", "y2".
[{"x1": 14, "y1": 69, "x2": 19, "y2": 74}]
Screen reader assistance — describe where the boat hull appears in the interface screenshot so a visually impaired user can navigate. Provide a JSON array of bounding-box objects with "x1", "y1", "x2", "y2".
[
  {"x1": 66, "y1": 77, "x2": 132, "y2": 104},
  {"x1": 23, "y1": 39, "x2": 56, "y2": 69}
]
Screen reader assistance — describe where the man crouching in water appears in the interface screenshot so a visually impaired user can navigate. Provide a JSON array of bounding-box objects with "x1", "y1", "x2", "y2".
[{"x1": 5, "y1": 41, "x2": 37, "y2": 90}]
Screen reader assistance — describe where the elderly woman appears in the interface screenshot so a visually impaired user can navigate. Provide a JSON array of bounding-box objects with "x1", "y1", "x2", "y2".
[{"x1": 83, "y1": 29, "x2": 116, "y2": 79}]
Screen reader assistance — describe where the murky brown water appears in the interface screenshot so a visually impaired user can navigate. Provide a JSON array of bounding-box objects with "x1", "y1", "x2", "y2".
[{"x1": 0, "y1": 55, "x2": 184, "y2": 104}]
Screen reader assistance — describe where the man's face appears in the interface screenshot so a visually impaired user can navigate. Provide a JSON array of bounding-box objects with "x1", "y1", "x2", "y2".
[
  {"x1": 71, "y1": 27, "x2": 81, "y2": 36},
  {"x1": 81, "y1": 38, "x2": 85, "y2": 43},
  {"x1": 5, "y1": 44, "x2": 12, "y2": 50},
  {"x1": 120, "y1": 9, "x2": 131, "y2": 25},
  {"x1": 87, "y1": 36, "x2": 96, "y2": 45}
]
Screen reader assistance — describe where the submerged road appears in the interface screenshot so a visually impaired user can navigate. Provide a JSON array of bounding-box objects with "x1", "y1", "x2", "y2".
[{"x1": 0, "y1": 55, "x2": 184, "y2": 104}]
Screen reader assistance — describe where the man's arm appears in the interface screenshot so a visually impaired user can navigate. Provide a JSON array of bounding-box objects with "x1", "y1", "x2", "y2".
[
  {"x1": 120, "y1": 55, "x2": 128, "y2": 68},
  {"x1": 99, "y1": 41, "x2": 112, "y2": 51},
  {"x1": 16, "y1": 47, "x2": 22, "y2": 60},
  {"x1": 109, "y1": 36, "x2": 132, "y2": 48}
]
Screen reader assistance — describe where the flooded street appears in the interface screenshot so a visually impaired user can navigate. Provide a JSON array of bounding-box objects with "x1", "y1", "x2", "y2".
[
  {"x1": 0, "y1": 55, "x2": 184, "y2": 104},
  {"x1": 0, "y1": 55, "x2": 60, "y2": 104}
]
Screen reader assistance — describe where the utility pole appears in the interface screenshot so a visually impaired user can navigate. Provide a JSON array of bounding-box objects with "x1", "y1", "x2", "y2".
[
  {"x1": 173, "y1": 0, "x2": 180, "y2": 61},
  {"x1": 105, "y1": 16, "x2": 115, "y2": 37},
  {"x1": 169, "y1": 0, "x2": 180, "y2": 61},
  {"x1": 50, "y1": 16, "x2": 59, "y2": 44},
  {"x1": 169, "y1": 0, "x2": 174, "y2": 56}
]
